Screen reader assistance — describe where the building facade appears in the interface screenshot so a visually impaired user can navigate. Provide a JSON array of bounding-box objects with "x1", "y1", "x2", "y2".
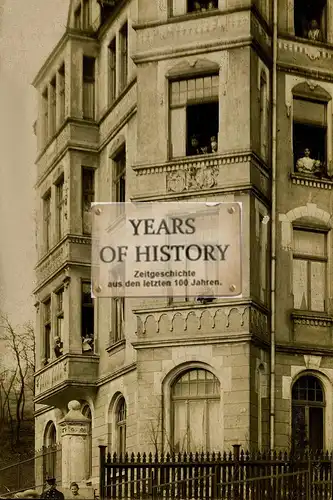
[{"x1": 33, "y1": 0, "x2": 333, "y2": 493}]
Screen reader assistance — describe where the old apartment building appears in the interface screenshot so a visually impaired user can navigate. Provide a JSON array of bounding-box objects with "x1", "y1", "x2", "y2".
[{"x1": 33, "y1": 0, "x2": 333, "y2": 492}]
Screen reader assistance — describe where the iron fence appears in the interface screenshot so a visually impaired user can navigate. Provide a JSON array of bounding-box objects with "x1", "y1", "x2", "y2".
[
  {"x1": 0, "y1": 444, "x2": 62, "y2": 497},
  {"x1": 99, "y1": 445, "x2": 333, "y2": 500}
]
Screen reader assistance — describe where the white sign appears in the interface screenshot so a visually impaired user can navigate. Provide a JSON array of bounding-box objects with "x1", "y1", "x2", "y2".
[{"x1": 91, "y1": 202, "x2": 242, "y2": 298}]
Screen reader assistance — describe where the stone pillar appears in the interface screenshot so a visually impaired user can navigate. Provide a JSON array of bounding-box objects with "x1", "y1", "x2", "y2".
[{"x1": 59, "y1": 400, "x2": 90, "y2": 488}]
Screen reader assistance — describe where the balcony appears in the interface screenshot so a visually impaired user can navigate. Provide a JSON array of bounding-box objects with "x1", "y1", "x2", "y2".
[
  {"x1": 291, "y1": 310, "x2": 333, "y2": 347},
  {"x1": 35, "y1": 234, "x2": 92, "y2": 289},
  {"x1": 132, "y1": 300, "x2": 269, "y2": 345},
  {"x1": 291, "y1": 172, "x2": 333, "y2": 190},
  {"x1": 131, "y1": 151, "x2": 270, "y2": 200},
  {"x1": 278, "y1": 36, "x2": 333, "y2": 74},
  {"x1": 34, "y1": 353, "x2": 99, "y2": 406}
]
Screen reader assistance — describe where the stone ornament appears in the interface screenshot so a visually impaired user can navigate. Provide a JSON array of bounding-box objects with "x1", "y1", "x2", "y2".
[{"x1": 167, "y1": 163, "x2": 219, "y2": 192}]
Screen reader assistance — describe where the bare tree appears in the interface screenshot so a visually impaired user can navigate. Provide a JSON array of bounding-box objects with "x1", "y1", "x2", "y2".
[{"x1": 0, "y1": 315, "x2": 35, "y2": 447}]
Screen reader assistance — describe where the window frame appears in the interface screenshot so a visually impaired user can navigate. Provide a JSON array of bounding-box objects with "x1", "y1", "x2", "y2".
[
  {"x1": 43, "y1": 298, "x2": 52, "y2": 365},
  {"x1": 113, "y1": 146, "x2": 126, "y2": 214},
  {"x1": 119, "y1": 22, "x2": 128, "y2": 92},
  {"x1": 293, "y1": 0, "x2": 327, "y2": 42},
  {"x1": 111, "y1": 297, "x2": 125, "y2": 343},
  {"x1": 82, "y1": 56, "x2": 96, "y2": 120},
  {"x1": 82, "y1": 167, "x2": 95, "y2": 235},
  {"x1": 42, "y1": 87, "x2": 49, "y2": 144},
  {"x1": 292, "y1": 94, "x2": 329, "y2": 174},
  {"x1": 56, "y1": 176, "x2": 65, "y2": 241},
  {"x1": 81, "y1": 280, "x2": 94, "y2": 352},
  {"x1": 82, "y1": 404, "x2": 93, "y2": 478},
  {"x1": 55, "y1": 287, "x2": 64, "y2": 340},
  {"x1": 169, "y1": 0, "x2": 219, "y2": 18},
  {"x1": 291, "y1": 374, "x2": 325, "y2": 452},
  {"x1": 108, "y1": 37, "x2": 117, "y2": 105},
  {"x1": 168, "y1": 73, "x2": 219, "y2": 159},
  {"x1": 49, "y1": 77, "x2": 57, "y2": 138},
  {"x1": 116, "y1": 397, "x2": 127, "y2": 456},
  {"x1": 171, "y1": 368, "x2": 220, "y2": 452},
  {"x1": 292, "y1": 225, "x2": 328, "y2": 313},
  {"x1": 58, "y1": 63, "x2": 65, "y2": 125},
  {"x1": 43, "y1": 191, "x2": 52, "y2": 253}
]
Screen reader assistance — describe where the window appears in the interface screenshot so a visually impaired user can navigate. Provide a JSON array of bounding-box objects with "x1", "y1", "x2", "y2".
[
  {"x1": 50, "y1": 77, "x2": 56, "y2": 137},
  {"x1": 172, "y1": 369, "x2": 220, "y2": 452},
  {"x1": 108, "y1": 38, "x2": 117, "y2": 105},
  {"x1": 82, "y1": 405, "x2": 92, "y2": 478},
  {"x1": 293, "y1": 97, "x2": 327, "y2": 175},
  {"x1": 113, "y1": 147, "x2": 126, "y2": 215},
  {"x1": 82, "y1": 0, "x2": 91, "y2": 29},
  {"x1": 82, "y1": 168, "x2": 95, "y2": 234},
  {"x1": 58, "y1": 64, "x2": 65, "y2": 124},
  {"x1": 83, "y1": 56, "x2": 95, "y2": 120},
  {"x1": 81, "y1": 282, "x2": 94, "y2": 353},
  {"x1": 43, "y1": 299, "x2": 51, "y2": 365},
  {"x1": 43, "y1": 192, "x2": 51, "y2": 253},
  {"x1": 111, "y1": 297, "x2": 125, "y2": 342},
  {"x1": 116, "y1": 397, "x2": 127, "y2": 455},
  {"x1": 294, "y1": 0, "x2": 326, "y2": 41},
  {"x1": 74, "y1": 4, "x2": 81, "y2": 29},
  {"x1": 171, "y1": 0, "x2": 218, "y2": 16},
  {"x1": 258, "y1": 214, "x2": 268, "y2": 304},
  {"x1": 259, "y1": 73, "x2": 268, "y2": 161},
  {"x1": 170, "y1": 75, "x2": 219, "y2": 157},
  {"x1": 56, "y1": 288, "x2": 64, "y2": 341},
  {"x1": 44, "y1": 422, "x2": 57, "y2": 479},
  {"x1": 56, "y1": 177, "x2": 65, "y2": 240},
  {"x1": 119, "y1": 23, "x2": 128, "y2": 91},
  {"x1": 292, "y1": 375, "x2": 324, "y2": 452},
  {"x1": 42, "y1": 88, "x2": 49, "y2": 144},
  {"x1": 292, "y1": 229, "x2": 327, "y2": 312}
]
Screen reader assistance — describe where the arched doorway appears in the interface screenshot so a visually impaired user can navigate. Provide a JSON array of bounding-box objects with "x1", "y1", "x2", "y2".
[
  {"x1": 82, "y1": 404, "x2": 92, "y2": 478},
  {"x1": 292, "y1": 374, "x2": 325, "y2": 452}
]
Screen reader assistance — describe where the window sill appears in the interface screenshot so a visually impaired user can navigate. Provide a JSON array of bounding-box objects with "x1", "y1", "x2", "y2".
[
  {"x1": 290, "y1": 172, "x2": 333, "y2": 190},
  {"x1": 281, "y1": 33, "x2": 332, "y2": 50},
  {"x1": 106, "y1": 338, "x2": 126, "y2": 354},
  {"x1": 291, "y1": 310, "x2": 333, "y2": 327}
]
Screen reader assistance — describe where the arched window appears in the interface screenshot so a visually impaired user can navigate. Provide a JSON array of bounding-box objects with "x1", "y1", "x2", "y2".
[
  {"x1": 171, "y1": 368, "x2": 220, "y2": 452},
  {"x1": 116, "y1": 397, "x2": 127, "y2": 455},
  {"x1": 292, "y1": 375, "x2": 325, "y2": 452},
  {"x1": 82, "y1": 404, "x2": 92, "y2": 478},
  {"x1": 43, "y1": 422, "x2": 57, "y2": 480}
]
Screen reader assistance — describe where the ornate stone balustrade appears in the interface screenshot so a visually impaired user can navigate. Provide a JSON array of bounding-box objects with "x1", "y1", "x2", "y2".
[
  {"x1": 291, "y1": 173, "x2": 333, "y2": 190},
  {"x1": 34, "y1": 354, "x2": 99, "y2": 405},
  {"x1": 134, "y1": 301, "x2": 269, "y2": 339}
]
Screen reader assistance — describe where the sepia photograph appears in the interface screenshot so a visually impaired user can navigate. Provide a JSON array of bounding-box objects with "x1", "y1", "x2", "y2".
[{"x1": 1, "y1": 0, "x2": 333, "y2": 498}]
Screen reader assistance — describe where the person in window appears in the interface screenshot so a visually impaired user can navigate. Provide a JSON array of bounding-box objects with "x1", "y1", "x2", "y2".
[
  {"x1": 296, "y1": 148, "x2": 321, "y2": 174},
  {"x1": 82, "y1": 333, "x2": 94, "y2": 353},
  {"x1": 40, "y1": 478, "x2": 64, "y2": 500},
  {"x1": 210, "y1": 136, "x2": 218, "y2": 153},
  {"x1": 54, "y1": 337, "x2": 63, "y2": 358},
  {"x1": 189, "y1": 135, "x2": 201, "y2": 155},
  {"x1": 307, "y1": 20, "x2": 322, "y2": 42}
]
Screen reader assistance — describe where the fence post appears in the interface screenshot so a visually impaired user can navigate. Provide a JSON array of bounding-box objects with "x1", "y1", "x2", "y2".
[
  {"x1": 307, "y1": 452, "x2": 312, "y2": 500},
  {"x1": 99, "y1": 445, "x2": 107, "y2": 500},
  {"x1": 233, "y1": 444, "x2": 241, "y2": 500}
]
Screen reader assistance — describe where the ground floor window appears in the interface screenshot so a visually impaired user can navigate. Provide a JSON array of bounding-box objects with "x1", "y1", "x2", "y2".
[
  {"x1": 292, "y1": 375, "x2": 324, "y2": 452},
  {"x1": 171, "y1": 369, "x2": 220, "y2": 452}
]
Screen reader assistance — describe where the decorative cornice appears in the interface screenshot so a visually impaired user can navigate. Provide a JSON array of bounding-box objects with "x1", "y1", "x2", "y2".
[
  {"x1": 134, "y1": 301, "x2": 269, "y2": 336},
  {"x1": 132, "y1": 334, "x2": 254, "y2": 349},
  {"x1": 278, "y1": 37, "x2": 333, "y2": 61},
  {"x1": 277, "y1": 63, "x2": 333, "y2": 84},
  {"x1": 96, "y1": 362, "x2": 137, "y2": 387},
  {"x1": 68, "y1": 235, "x2": 92, "y2": 245},
  {"x1": 291, "y1": 173, "x2": 333, "y2": 190},
  {"x1": 133, "y1": 152, "x2": 258, "y2": 176},
  {"x1": 291, "y1": 311, "x2": 333, "y2": 328}
]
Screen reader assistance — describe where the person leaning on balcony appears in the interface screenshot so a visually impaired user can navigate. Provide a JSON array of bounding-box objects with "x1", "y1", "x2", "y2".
[
  {"x1": 296, "y1": 148, "x2": 321, "y2": 174},
  {"x1": 40, "y1": 478, "x2": 64, "y2": 500},
  {"x1": 307, "y1": 19, "x2": 323, "y2": 42}
]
